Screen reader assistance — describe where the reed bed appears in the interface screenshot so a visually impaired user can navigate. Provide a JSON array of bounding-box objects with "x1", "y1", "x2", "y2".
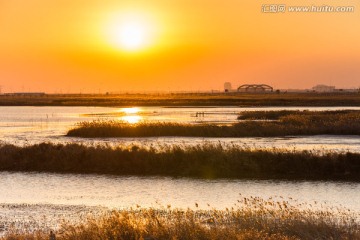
[
  {"x1": 0, "y1": 143, "x2": 359, "y2": 181},
  {"x1": 3, "y1": 197, "x2": 359, "y2": 240},
  {"x1": 237, "y1": 110, "x2": 360, "y2": 120},
  {"x1": 67, "y1": 110, "x2": 360, "y2": 137}
]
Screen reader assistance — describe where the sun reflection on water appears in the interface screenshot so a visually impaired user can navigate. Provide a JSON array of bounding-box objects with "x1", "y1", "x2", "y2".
[
  {"x1": 121, "y1": 107, "x2": 140, "y2": 114},
  {"x1": 119, "y1": 107, "x2": 142, "y2": 123},
  {"x1": 120, "y1": 115, "x2": 142, "y2": 124}
]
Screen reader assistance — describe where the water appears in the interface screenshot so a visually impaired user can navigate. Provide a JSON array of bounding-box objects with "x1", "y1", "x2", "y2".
[
  {"x1": 1, "y1": 106, "x2": 360, "y2": 231},
  {"x1": 2, "y1": 172, "x2": 359, "y2": 210}
]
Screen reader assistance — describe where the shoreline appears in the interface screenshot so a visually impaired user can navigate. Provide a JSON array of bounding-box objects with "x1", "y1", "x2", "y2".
[{"x1": 1, "y1": 92, "x2": 360, "y2": 107}]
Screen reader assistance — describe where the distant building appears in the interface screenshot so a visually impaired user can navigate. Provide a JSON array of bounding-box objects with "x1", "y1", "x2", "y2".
[
  {"x1": 312, "y1": 85, "x2": 335, "y2": 93},
  {"x1": 237, "y1": 84, "x2": 273, "y2": 93},
  {"x1": 224, "y1": 82, "x2": 232, "y2": 92}
]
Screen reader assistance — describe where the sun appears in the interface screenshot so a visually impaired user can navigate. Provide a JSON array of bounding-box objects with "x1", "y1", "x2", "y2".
[
  {"x1": 106, "y1": 13, "x2": 156, "y2": 52},
  {"x1": 118, "y1": 22, "x2": 146, "y2": 50}
]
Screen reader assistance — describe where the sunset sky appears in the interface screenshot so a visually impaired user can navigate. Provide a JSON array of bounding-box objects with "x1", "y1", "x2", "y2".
[{"x1": 1, "y1": 0, "x2": 359, "y2": 93}]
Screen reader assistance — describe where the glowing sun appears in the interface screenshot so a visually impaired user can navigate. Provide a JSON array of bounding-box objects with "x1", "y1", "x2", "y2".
[
  {"x1": 118, "y1": 22, "x2": 146, "y2": 50},
  {"x1": 107, "y1": 13, "x2": 155, "y2": 52}
]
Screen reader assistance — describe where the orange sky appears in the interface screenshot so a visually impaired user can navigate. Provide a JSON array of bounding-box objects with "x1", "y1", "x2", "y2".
[{"x1": 1, "y1": 0, "x2": 360, "y2": 93}]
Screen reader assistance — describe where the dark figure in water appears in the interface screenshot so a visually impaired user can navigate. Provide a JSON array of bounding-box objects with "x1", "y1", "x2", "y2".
[{"x1": 49, "y1": 231, "x2": 56, "y2": 240}]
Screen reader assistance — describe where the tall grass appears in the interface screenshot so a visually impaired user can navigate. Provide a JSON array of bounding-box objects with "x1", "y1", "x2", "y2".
[
  {"x1": 67, "y1": 111, "x2": 360, "y2": 137},
  {"x1": 1, "y1": 143, "x2": 359, "y2": 181},
  {"x1": 3, "y1": 197, "x2": 359, "y2": 240}
]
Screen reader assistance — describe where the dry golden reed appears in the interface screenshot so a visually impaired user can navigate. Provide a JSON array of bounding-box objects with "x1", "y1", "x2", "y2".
[{"x1": 3, "y1": 197, "x2": 359, "y2": 240}]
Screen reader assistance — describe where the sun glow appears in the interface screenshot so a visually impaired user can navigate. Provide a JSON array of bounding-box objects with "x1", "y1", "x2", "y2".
[{"x1": 106, "y1": 12, "x2": 157, "y2": 52}]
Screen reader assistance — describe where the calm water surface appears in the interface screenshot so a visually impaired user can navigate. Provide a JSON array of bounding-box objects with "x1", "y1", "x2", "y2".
[{"x1": 2, "y1": 172, "x2": 359, "y2": 210}]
